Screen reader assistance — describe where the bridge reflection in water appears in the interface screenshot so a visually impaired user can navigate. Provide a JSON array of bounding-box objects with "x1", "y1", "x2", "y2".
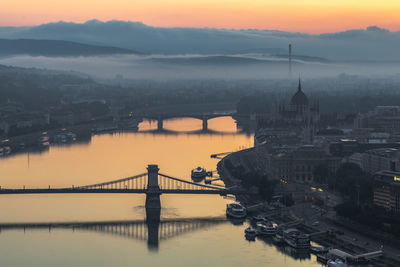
[
  {"x1": 0, "y1": 218, "x2": 226, "y2": 251},
  {"x1": 0, "y1": 164, "x2": 244, "y2": 251}
]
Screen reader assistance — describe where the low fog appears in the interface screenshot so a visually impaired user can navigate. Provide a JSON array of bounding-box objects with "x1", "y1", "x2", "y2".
[{"x1": 1, "y1": 54, "x2": 399, "y2": 81}]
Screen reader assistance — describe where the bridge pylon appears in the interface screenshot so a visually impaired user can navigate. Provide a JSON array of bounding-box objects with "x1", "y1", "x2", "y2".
[
  {"x1": 202, "y1": 117, "x2": 208, "y2": 131},
  {"x1": 145, "y1": 164, "x2": 161, "y2": 222},
  {"x1": 157, "y1": 118, "x2": 163, "y2": 131}
]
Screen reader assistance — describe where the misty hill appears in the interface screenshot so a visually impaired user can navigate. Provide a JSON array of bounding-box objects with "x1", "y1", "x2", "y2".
[
  {"x1": 0, "y1": 64, "x2": 97, "y2": 107},
  {"x1": 274, "y1": 54, "x2": 331, "y2": 63},
  {"x1": 0, "y1": 20, "x2": 400, "y2": 60},
  {"x1": 151, "y1": 55, "x2": 303, "y2": 65},
  {"x1": 0, "y1": 39, "x2": 142, "y2": 57}
]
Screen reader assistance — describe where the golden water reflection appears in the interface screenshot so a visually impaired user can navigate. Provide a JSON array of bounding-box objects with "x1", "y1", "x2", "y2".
[{"x1": 0, "y1": 117, "x2": 252, "y2": 222}]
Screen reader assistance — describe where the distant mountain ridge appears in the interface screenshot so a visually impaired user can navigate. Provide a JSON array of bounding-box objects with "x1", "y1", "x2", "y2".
[
  {"x1": 0, "y1": 39, "x2": 143, "y2": 57},
  {"x1": 0, "y1": 20, "x2": 399, "y2": 60}
]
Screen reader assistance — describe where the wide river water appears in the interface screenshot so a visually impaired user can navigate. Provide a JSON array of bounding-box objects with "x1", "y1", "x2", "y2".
[{"x1": 0, "y1": 117, "x2": 322, "y2": 266}]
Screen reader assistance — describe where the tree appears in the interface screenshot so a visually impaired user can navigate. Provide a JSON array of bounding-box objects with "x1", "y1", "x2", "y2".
[
  {"x1": 313, "y1": 163, "x2": 330, "y2": 184},
  {"x1": 239, "y1": 172, "x2": 278, "y2": 202},
  {"x1": 332, "y1": 162, "x2": 373, "y2": 206}
]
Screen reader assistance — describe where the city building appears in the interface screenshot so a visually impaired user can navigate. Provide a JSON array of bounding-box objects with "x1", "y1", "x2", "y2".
[
  {"x1": 0, "y1": 112, "x2": 50, "y2": 135},
  {"x1": 274, "y1": 79, "x2": 320, "y2": 126},
  {"x1": 355, "y1": 106, "x2": 400, "y2": 133},
  {"x1": 256, "y1": 79, "x2": 320, "y2": 144},
  {"x1": 347, "y1": 148, "x2": 400, "y2": 174},
  {"x1": 373, "y1": 170, "x2": 400, "y2": 214},
  {"x1": 268, "y1": 145, "x2": 341, "y2": 183},
  {"x1": 313, "y1": 128, "x2": 346, "y2": 145}
]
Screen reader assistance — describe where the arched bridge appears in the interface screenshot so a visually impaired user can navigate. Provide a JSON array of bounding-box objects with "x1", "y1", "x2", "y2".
[
  {"x1": 0, "y1": 165, "x2": 244, "y2": 221},
  {"x1": 143, "y1": 113, "x2": 234, "y2": 131}
]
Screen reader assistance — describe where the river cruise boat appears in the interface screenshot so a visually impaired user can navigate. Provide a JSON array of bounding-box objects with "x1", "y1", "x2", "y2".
[
  {"x1": 0, "y1": 146, "x2": 11, "y2": 156},
  {"x1": 272, "y1": 232, "x2": 286, "y2": 245},
  {"x1": 251, "y1": 214, "x2": 266, "y2": 223},
  {"x1": 310, "y1": 246, "x2": 329, "y2": 255},
  {"x1": 226, "y1": 203, "x2": 247, "y2": 219},
  {"x1": 283, "y1": 228, "x2": 310, "y2": 249},
  {"x1": 191, "y1": 167, "x2": 207, "y2": 181},
  {"x1": 256, "y1": 221, "x2": 278, "y2": 236}
]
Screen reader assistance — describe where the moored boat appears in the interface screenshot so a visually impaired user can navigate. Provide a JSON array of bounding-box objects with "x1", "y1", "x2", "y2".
[
  {"x1": 226, "y1": 203, "x2": 247, "y2": 219},
  {"x1": 272, "y1": 232, "x2": 286, "y2": 245},
  {"x1": 310, "y1": 246, "x2": 329, "y2": 254},
  {"x1": 256, "y1": 221, "x2": 278, "y2": 236},
  {"x1": 283, "y1": 228, "x2": 310, "y2": 249},
  {"x1": 327, "y1": 259, "x2": 349, "y2": 267},
  {"x1": 244, "y1": 227, "x2": 257, "y2": 240},
  {"x1": 191, "y1": 167, "x2": 207, "y2": 181}
]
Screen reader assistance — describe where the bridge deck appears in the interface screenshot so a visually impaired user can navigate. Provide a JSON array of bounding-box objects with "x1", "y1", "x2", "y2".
[{"x1": 0, "y1": 189, "x2": 231, "y2": 195}]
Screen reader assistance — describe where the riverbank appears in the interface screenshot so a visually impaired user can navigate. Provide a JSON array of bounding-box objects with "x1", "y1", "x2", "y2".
[
  {"x1": 0, "y1": 118, "x2": 141, "y2": 158},
  {"x1": 217, "y1": 148, "x2": 400, "y2": 266},
  {"x1": 217, "y1": 147, "x2": 262, "y2": 206}
]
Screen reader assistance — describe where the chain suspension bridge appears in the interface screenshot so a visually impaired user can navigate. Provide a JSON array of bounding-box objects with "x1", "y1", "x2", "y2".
[
  {"x1": 0, "y1": 165, "x2": 236, "y2": 195},
  {"x1": 0, "y1": 164, "x2": 244, "y2": 221}
]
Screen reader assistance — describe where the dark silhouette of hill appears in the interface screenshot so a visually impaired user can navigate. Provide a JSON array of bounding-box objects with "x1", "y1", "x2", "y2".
[
  {"x1": 0, "y1": 39, "x2": 143, "y2": 57},
  {"x1": 0, "y1": 20, "x2": 398, "y2": 60}
]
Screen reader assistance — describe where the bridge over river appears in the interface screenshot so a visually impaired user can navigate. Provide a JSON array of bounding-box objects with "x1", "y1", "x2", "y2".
[
  {"x1": 134, "y1": 102, "x2": 236, "y2": 131},
  {"x1": 0, "y1": 165, "x2": 244, "y2": 222}
]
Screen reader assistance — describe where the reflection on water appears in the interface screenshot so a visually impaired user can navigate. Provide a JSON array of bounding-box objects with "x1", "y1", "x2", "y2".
[
  {"x1": 0, "y1": 117, "x2": 252, "y2": 222},
  {"x1": 0, "y1": 218, "x2": 226, "y2": 251},
  {"x1": 0, "y1": 117, "x2": 320, "y2": 266},
  {"x1": 0, "y1": 219, "x2": 321, "y2": 267}
]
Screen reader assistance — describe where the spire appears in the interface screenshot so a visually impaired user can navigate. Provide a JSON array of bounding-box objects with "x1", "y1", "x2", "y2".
[{"x1": 298, "y1": 77, "x2": 302, "y2": 92}]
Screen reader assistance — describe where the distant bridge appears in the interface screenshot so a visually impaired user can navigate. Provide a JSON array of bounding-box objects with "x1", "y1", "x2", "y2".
[
  {"x1": 0, "y1": 165, "x2": 245, "y2": 221},
  {"x1": 139, "y1": 128, "x2": 241, "y2": 135},
  {"x1": 134, "y1": 102, "x2": 236, "y2": 131},
  {"x1": 143, "y1": 113, "x2": 234, "y2": 131}
]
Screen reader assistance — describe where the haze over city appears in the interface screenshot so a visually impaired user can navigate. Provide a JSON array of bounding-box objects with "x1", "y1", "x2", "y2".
[{"x1": 1, "y1": 1, "x2": 400, "y2": 267}]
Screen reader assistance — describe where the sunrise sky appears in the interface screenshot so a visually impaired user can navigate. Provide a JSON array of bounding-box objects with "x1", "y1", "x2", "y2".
[{"x1": 1, "y1": 0, "x2": 400, "y2": 33}]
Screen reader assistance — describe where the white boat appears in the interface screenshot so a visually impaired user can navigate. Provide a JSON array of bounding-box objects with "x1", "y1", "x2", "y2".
[
  {"x1": 283, "y1": 228, "x2": 310, "y2": 249},
  {"x1": 191, "y1": 167, "x2": 207, "y2": 180},
  {"x1": 327, "y1": 259, "x2": 349, "y2": 267},
  {"x1": 226, "y1": 203, "x2": 247, "y2": 219},
  {"x1": 256, "y1": 221, "x2": 278, "y2": 236}
]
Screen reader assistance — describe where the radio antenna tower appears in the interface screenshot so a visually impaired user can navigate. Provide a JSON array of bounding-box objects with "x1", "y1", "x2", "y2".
[{"x1": 289, "y1": 44, "x2": 292, "y2": 77}]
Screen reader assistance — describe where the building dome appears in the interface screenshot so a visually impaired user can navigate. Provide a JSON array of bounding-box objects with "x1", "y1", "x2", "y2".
[{"x1": 291, "y1": 79, "x2": 308, "y2": 106}]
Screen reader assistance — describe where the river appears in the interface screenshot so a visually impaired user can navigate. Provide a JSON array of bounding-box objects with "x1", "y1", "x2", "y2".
[{"x1": 0, "y1": 117, "x2": 321, "y2": 266}]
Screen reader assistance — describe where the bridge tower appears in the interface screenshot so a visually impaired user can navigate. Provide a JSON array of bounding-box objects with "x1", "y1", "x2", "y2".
[
  {"x1": 145, "y1": 164, "x2": 161, "y2": 222},
  {"x1": 157, "y1": 118, "x2": 163, "y2": 131},
  {"x1": 202, "y1": 116, "x2": 208, "y2": 131}
]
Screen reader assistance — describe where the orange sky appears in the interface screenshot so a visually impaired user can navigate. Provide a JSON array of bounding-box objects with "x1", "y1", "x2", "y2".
[{"x1": 1, "y1": 0, "x2": 400, "y2": 33}]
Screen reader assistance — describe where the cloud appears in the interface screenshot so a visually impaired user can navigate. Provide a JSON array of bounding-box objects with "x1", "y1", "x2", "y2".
[{"x1": 0, "y1": 20, "x2": 399, "y2": 60}]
